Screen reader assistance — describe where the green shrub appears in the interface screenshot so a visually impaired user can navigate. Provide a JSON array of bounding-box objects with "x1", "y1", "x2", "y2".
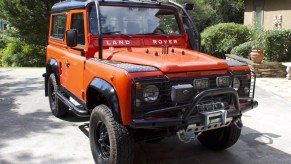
[
  {"x1": 249, "y1": 27, "x2": 266, "y2": 50},
  {"x1": 201, "y1": 23, "x2": 251, "y2": 57},
  {"x1": 0, "y1": 49, "x2": 3, "y2": 66},
  {"x1": 0, "y1": 32, "x2": 5, "y2": 66},
  {"x1": 0, "y1": 35, "x2": 6, "y2": 50},
  {"x1": 1, "y1": 39, "x2": 45, "y2": 67},
  {"x1": 264, "y1": 29, "x2": 291, "y2": 62},
  {"x1": 231, "y1": 41, "x2": 253, "y2": 59}
]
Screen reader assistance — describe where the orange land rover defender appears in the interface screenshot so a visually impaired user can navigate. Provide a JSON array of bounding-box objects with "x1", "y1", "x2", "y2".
[{"x1": 44, "y1": 0, "x2": 258, "y2": 163}]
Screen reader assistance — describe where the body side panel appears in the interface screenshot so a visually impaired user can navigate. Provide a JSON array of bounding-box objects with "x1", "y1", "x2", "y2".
[{"x1": 84, "y1": 59, "x2": 133, "y2": 125}]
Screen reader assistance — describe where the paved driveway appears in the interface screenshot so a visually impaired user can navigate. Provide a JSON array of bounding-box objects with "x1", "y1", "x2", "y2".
[{"x1": 0, "y1": 68, "x2": 291, "y2": 164}]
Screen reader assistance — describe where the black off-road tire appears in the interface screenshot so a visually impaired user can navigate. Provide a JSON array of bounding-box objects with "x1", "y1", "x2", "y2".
[
  {"x1": 48, "y1": 74, "x2": 69, "y2": 117},
  {"x1": 197, "y1": 122, "x2": 242, "y2": 150},
  {"x1": 89, "y1": 105, "x2": 134, "y2": 164}
]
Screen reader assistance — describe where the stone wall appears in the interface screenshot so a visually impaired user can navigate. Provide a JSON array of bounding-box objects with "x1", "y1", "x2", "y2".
[
  {"x1": 226, "y1": 54, "x2": 287, "y2": 78},
  {"x1": 252, "y1": 62, "x2": 287, "y2": 78}
]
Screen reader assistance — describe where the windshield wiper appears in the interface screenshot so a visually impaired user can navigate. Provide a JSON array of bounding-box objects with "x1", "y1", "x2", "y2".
[
  {"x1": 136, "y1": 33, "x2": 169, "y2": 37},
  {"x1": 102, "y1": 31, "x2": 131, "y2": 38}
]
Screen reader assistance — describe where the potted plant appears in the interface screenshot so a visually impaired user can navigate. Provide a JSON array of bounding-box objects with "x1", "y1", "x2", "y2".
[{"x1": 250, "y1": 28, "x2": 265, "y2": 63}]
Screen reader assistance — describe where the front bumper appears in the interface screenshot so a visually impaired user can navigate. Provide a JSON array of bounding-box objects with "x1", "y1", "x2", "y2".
[{"x1": 130, "y1": 88, "x2": 258, "y2": 129}]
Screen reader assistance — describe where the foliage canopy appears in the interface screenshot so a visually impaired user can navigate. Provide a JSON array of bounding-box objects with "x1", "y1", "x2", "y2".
[
  {"x1": 177, "y1": 0, "x2": 244, "y2": 31},
  {"x1": 0, "y1": 0, "x2": 60, "y2": 45}
]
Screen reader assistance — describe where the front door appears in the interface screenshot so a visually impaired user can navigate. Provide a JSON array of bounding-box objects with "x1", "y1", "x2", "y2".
[{"x1": 62, "y1": 11, "x2": 87, "y2": 100}]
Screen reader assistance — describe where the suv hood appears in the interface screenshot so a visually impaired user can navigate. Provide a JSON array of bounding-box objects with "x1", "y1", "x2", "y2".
[{"x1": 100, "y1": 47, "x2": 228, "y2": 73}]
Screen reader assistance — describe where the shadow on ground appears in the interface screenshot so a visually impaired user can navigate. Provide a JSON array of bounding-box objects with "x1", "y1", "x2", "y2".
[
  {"x1": 131, "y1": 127, "x2": 290, "y2": 164},
  {"x1": 0, "y1": 70, "x2": 76, "y2": 163},
  {"x1": 0, "y1": 75, "x2": 61, "y2": 141},
  {"x1": 76, "y1": 121, "x2": 291, "y2": 164}
]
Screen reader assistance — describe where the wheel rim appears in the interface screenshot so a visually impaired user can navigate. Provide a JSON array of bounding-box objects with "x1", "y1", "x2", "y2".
[
  {"x1": 48, "y1": 80, "x2": 56, "y2": 111},
  {"x1": 95, "y1": 121, "x2": 110, "y2": 160}
]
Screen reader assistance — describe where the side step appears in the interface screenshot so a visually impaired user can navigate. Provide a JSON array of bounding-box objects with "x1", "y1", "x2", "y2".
[{"x1": 56, "y1": 92, "x2": 90, "y2": 117}]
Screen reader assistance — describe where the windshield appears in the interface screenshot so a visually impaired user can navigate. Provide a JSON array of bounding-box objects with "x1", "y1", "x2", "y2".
[{"x1": 88, "y1": 5, "x2": 182, "y2": 35}]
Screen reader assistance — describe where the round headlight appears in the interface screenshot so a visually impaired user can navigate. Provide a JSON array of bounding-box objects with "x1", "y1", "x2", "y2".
[
  {"x1": 233, "y1": 78, "x2": 240, "y2": 91},
  {"x1": 143, "y1": 85, "x2": 159, "y2": 103}
]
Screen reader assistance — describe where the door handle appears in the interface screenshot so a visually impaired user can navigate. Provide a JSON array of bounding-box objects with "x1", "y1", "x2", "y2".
[{"x1": 63, "y1": 61, "x2": 70, "y2": 68}]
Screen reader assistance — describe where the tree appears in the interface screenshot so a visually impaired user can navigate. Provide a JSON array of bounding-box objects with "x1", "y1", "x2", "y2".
[
  {"x1": 177, "y1": 0, "x2": 244, "y2": 31},
  {"x1": 0, "y1": 0, "x2": 61, "y2": 45}
]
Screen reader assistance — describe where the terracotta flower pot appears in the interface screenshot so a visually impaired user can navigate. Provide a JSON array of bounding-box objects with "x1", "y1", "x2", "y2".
[{"x1": 250, "y1": 49, "x2": 264, "y2": 63}]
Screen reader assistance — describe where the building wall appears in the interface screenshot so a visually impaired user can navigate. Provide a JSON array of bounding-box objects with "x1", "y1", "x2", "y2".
[
  {"x1": 244, "y1": 0, "x2": 291, "y2": 29},
  {"x1": 244, "y1": 0, "x2": 254, "y2": 26},
  {"x1": 264, "y1": 0, "x2": 291, "y2": 29}
]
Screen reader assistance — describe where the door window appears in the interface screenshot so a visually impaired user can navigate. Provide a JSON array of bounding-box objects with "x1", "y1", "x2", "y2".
[
  {"x1": 51, "y1": 14, "x2": 66, "y2": 40},
  {"x1": 71, "y1": 13, "x2": 85, "y2": 46}
]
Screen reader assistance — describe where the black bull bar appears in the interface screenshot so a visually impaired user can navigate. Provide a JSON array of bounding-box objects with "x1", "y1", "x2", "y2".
[{"x1": 130, "y1": 88, "x2": 258, "y2": 128}]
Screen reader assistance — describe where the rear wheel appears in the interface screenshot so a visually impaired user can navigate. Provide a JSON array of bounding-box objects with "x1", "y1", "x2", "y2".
[
  {"x1": 197, "y1": 121, "x2": 242, "y2": 150},
  {"x1": 89, "y1": 105, "x2": 134, "y2": 164},
  {"x1": 48, "y1": 74, "x2": 68, "y2": 117}
]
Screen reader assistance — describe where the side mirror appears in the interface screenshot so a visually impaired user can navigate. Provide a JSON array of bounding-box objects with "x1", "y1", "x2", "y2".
[
  {"x1": 184, "y1": 3, "x2": 194, "y2": 11},
  {"x1": 66, "y1": 29, "x2": 78, "y2": 47}
]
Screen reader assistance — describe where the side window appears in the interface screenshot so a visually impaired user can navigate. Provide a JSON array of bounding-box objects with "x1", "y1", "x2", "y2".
[
  {"x1": 51, "y1": 14, "x2": 66, "y2": 40},
  {"x1": 71, "y1": 13, "x2": 85, "y2": 46}
]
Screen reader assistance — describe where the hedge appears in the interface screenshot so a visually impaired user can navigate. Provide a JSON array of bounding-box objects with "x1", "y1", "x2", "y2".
[
  {"x1": 264, "y1": 29, "x2": 291, "y2": 62},
  {"x1": 201, "y1": 23, "x2": 251, "y2": 57},
  {"x1": 230, "y1": 29, "x2": 291, "y2": 62},
  {"x1": 231, "y1": 41, "x2": 253, "y2": 59}
]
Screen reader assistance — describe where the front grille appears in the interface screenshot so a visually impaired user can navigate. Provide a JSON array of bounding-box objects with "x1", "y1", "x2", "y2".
[
  {"x1": 133, "y1": 74, "x2": 232, "y2": 114},
  {"x1": 132, "y1": 71, "x2": 255, "y2": 115}
]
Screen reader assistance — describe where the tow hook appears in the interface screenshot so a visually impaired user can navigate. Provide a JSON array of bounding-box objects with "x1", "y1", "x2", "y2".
[
  {"x1": 233, "y1": 118, "x2": 243, "y2": 130},
  {"x1": 177, "y1": 128, "x2": 196, "y2": 143}
]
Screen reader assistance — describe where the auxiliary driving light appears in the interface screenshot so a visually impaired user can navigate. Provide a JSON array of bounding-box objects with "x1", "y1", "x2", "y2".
[
  {"x1": 216, "y1": 76, "x2": 231, "y2": 87},
  {"x1": 193, "y1": 78, "x2": 209, "y2": 90}
]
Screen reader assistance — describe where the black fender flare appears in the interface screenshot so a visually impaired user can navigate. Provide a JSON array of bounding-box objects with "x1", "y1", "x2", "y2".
[
  {"x1": 87, "y1": 78, "x2": 122, "y2": 124},
  {"x1": 45, "y1": 58, "x2": 60, "y2": 96}
]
